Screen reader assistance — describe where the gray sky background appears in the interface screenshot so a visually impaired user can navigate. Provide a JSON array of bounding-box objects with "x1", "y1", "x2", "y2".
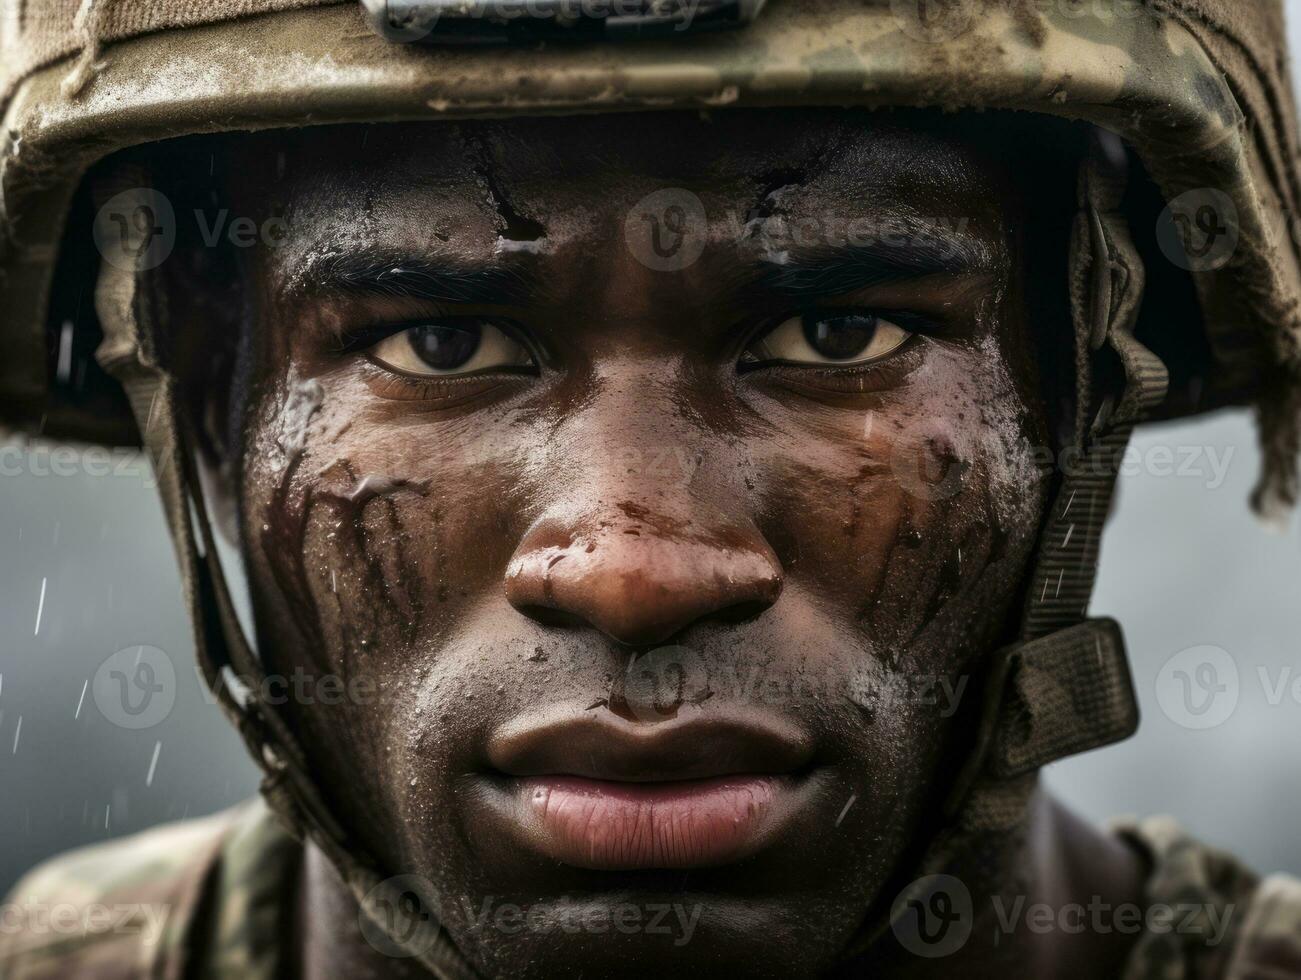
[{"x1": 3, "y1": 5, "x2": 1301, "y2": 897}]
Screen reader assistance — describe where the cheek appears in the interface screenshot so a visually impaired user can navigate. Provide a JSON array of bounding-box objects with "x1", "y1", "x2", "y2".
[
  {"x1": 241, "y1": 369, "x2": 520, "y2": 683},
  {"x1": 761, "y1": 344, "x2": 1048, "y2": 671}
]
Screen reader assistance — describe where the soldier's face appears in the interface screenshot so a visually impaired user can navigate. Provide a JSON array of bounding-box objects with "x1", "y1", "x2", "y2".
[{"x1": 215, "y1": 111, "x2": 1052, "y2": 976}]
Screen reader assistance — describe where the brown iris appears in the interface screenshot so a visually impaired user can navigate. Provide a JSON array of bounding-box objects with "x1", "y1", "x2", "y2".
[{"x1": 802, "y1": 314, "x2": 880, "y2": 361}]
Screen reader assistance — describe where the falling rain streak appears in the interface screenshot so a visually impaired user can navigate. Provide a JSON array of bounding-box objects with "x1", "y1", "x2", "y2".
[
  {"x1": 835, "y1": 793, "x2": 857, "y2": 827},
  {"x1": 146, "y1": 741, "x2": 161, "y2": 787},
  {"x1": 33, "y1": 576, "x2": 46, "y2": 635}
]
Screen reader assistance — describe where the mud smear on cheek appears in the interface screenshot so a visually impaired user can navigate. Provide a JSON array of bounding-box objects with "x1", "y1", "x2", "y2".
[
  {"x1": 858, "y1": 435, "x2": 1010, "y2": 667},
  {"x1": 266, "y1": 470, "x2": 434, "y2": 674},
  {"x1": 856, "y1": 333, "x2": 1042, "y2": 670},
  {"x1": 259, "y1": 379, "x2": 434, "y2": 666},
  {"x1": 858, "y1": 434, "x2": 968, "y2": 636},
  {"x1": 312, "y1": 467, "x2": 432, "y2": 653},
  {"x1": 259, "y1": 377, "x2": 327, "y2": 662},
  {"x1": 841, "y1": 459, "x2": 891, "y2": 542}
]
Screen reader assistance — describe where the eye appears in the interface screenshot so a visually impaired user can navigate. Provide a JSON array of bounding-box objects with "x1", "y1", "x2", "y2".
[
  {"x1": 741, "y1": 312, "x2": 912, "y2": 369},
  {"x1": 365, "y1": 320, "x2": 534, "y2": 377}
]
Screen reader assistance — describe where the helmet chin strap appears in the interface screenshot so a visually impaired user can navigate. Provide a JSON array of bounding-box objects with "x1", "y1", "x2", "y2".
[{"x1": 93, "y1": 128, "x2": 1167, "y2": 978}]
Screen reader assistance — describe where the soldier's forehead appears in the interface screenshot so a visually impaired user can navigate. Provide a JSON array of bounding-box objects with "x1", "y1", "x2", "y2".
[
  {"x1": 248, "y1": 111, "x2": 1000, "y2": 204},
  {"x1": 239, "y1": 112, "x2": 1009, "y2": 287}
]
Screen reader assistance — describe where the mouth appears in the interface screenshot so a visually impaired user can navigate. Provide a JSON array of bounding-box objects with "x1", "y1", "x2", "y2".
[{"x1": 479, "y1": 709, "x2": 818, "y2": 871}]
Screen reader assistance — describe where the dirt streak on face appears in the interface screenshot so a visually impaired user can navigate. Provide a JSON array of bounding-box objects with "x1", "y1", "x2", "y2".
[{"x1": 204, "y1": 110, "x2": 1056, "y2": 978}]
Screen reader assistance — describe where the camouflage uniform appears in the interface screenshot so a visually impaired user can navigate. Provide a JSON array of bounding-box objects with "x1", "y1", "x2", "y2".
[
  {"x1": 0, "y1": 802, "x2": 291, "y2": 979},
  {"x1": 1115, "y1": 819, "x2": 1301, "y2": 980}
]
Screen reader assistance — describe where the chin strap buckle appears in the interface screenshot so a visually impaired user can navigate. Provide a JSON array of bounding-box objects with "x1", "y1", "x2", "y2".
[{"x1": 945, "y1": 618, "x2": 1138, "y2": 819}]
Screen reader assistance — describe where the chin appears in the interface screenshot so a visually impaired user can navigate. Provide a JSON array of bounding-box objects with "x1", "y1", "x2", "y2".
[{"x1": 449, "y1": 891, "x2": 835, "y2": 980}]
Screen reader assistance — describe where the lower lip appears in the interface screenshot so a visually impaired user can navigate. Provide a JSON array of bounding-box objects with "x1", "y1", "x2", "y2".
[{"x1": 506, "y1": 775, "x2": 791, "y2": 870}]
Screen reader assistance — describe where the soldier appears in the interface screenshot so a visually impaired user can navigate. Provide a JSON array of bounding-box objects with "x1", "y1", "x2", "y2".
[{"x1": 1, "y1": 1, "x2": 1300, "y2": 977}]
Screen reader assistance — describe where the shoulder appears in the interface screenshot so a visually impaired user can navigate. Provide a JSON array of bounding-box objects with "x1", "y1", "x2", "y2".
[
  {"x1": 0, "y1": 797, "x2": 294, "y2": 980},
  {"x1": 1116, "y1": 816, "x2": 1301, "y2": 980}
]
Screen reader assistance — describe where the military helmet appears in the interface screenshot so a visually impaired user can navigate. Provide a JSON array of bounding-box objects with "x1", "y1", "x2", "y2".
[
  {"x1": 3, "y1": 1, "x2": 1300, "y2": 473},
  {"x1": 2, "y1": 0, "x2": 1299, "y2": 973}
]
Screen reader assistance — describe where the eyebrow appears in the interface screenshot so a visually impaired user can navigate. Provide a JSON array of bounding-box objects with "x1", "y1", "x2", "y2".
[
  {"x1": 285, "y1": 250, "x2": 537, "y2": 306},
  {"x1": 748, "y1": 231, "x2": 997, "y2": 299},
  {"x1": 283, "y1": 224, "x2": 993, "y2": 307}
]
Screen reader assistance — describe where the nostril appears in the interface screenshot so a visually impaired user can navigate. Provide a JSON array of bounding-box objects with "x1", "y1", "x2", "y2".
[{"x1": 513, "y1": 605, "x2": 590, "y2": 632}]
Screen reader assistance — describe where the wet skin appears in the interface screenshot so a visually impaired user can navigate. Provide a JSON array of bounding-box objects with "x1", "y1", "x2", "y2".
[{"x1": 181, "y1": 111, "x2": 1142, "y2": 977}]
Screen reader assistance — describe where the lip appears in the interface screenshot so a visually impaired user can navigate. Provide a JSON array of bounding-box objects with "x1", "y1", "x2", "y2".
[
  {"x1": 514, "y1": 774, "x2": 791, "y2": 869},
  {"x1": 480, "y1": 709, "x2": 817, "y2": 870}
]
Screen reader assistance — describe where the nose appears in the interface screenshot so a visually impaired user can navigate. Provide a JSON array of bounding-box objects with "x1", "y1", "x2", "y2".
[{"x1": 505, "y1": 510, "x2": 783, "y2": 647}]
